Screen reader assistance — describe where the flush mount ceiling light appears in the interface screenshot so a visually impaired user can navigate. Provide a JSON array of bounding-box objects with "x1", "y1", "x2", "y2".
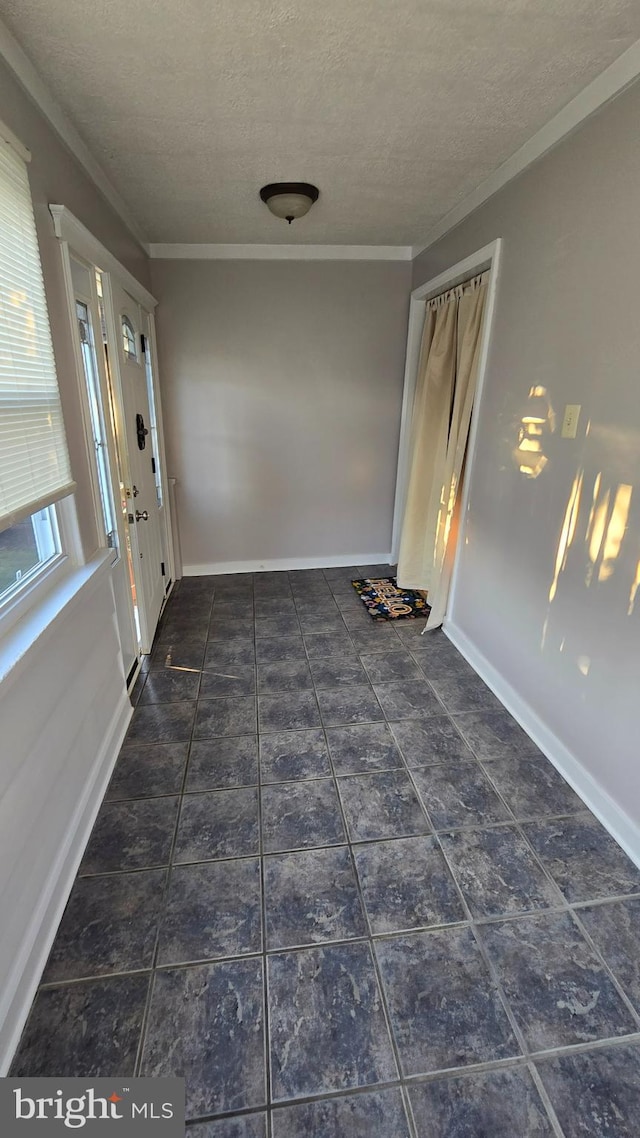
[{"x1": 260, "y1": 182, "x2": 319, "y2": 224}]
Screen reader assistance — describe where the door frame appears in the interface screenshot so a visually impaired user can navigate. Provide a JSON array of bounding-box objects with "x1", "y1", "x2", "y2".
[
  {"x1": 142, "y1": 307, "x2": 176, "y2": 590},
  {"x1": 49, "y1": 204, "x2": 176, "y2": 656},
  {"x1": 390, "y1": 238, "x2": 502, "y2": 620}
]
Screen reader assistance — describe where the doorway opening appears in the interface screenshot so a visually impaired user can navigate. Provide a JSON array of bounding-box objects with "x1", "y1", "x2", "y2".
[
  {"x1": 53, "y1": 203, "x2": 175, "y2": 680},
  {"x1": 391, "y1": 239, "x2": 502, "y2": 631}
]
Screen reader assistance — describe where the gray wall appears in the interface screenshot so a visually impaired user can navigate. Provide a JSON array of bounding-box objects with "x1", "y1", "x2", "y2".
[
  {"x1": 0, "y1": 56, "x2": 150, "y2": 556},
  {"x1": 413, "y1": 79, "x2": 640, "y2": 840},
  {"x1": 151, "y1": 258, "x2": 411, "y2": 570}
]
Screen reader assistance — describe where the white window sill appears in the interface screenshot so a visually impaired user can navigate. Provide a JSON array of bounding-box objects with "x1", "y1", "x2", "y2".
[{"x1": 0, "y1": 550, "x2": 113, "y2": 690}]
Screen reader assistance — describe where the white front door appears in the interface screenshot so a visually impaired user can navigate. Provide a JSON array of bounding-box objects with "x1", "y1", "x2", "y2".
[
  {"x1": 110, "y1": 280, "x2": 165, "y2": 651},
  {"x1": 69, "y1": 254, "x2": 139, "y2": 678}
]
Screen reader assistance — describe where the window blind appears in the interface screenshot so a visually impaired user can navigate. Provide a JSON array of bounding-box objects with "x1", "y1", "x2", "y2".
[{"x1": 0, "y1": 137, "x2": 74, "y2": 532}]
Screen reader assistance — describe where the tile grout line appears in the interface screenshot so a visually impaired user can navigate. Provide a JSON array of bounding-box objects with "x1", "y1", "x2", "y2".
[
  {"x1": 195, "y1": 578, "x2": 262, "y2": 1131},
  {"x1": 254, "y1": 586, "x2": 274, "y2": 1138},
  {"x1": 186, "y1": 1027, "x2": 640, "y2": 1127},
  {"x1": 292, "y1": 582, "x2": 326, "y2": 738},
  {"x1": 320, "y1": 712, "x2": 412, "y2": 1120},
  {"x1": 312, "y1": 586, "x2": 440, "y2": 1138},
  {"x1": 400, "y1": 762, "x2": 566, "y2": 1133},
  {"x1": 288, "y1": 579, "x2": 418, "y2": 1136},
  {"x1": 400, "y1": 1082, "x2": 420, "y2": 1138},
  {"x1": 133, "y1": 583, "x2": 214, "y2": 1078},
  {"x1": 38, "y1": 885, "x2": 640, "y2": 990},
  {"x1": 568, "y1": 906, "x2": 640, "y2": 1033},
  {"x1": 196, "y1": 1078, "x2": 409, "y2": 1129},
  {"x1": 526, "y1": 1060, "x2": 566, "y2": 1138}
]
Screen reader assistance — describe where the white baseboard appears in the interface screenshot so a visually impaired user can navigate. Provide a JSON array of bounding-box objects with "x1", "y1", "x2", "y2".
[
  {"x1": 444, "y1": 619, "x2": 640, "y2": 870},
  {"x1": 183, "y1": 552, "x2": 393, "y2": 576},
  {"x1": 0, "y1": 692, "x2": 133, "y2": 1075}
]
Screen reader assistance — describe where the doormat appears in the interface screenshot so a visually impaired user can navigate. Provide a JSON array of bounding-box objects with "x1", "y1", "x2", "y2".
[{"x1": 351, "y1": 577, "x2": 430, "y2": 622}]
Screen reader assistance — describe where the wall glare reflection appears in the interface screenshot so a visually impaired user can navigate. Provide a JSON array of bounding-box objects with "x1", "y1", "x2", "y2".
[
  {"x1": 585, "y1": 482, "x2": 633, "y2": 586},
  {"x1": 587, "y1": 489, "x2": 611, "y2": 582},
  {"x1": 514, "y1": 385, "x2": 555, "y2": 478},
  {"x1": 629, "y1": 560, "x2": 640, "y2": 615},
  {"x1": 585, "y1": 472, "x2": 602, "y2": 541},
  {"x1": 540, "y1": 613, "x2": 550, "y2": 651},
  {"x1": 599, "y1": 485, "x2": 632, "y2": 582},
  {"x1": 549, "y1": 470, "x2": 583, "y2": 602},
  {"x1": 546, "y1": 462, "x2": 637, "y2": 628}
]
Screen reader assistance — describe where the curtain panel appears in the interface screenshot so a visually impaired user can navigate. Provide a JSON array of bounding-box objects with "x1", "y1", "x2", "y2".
[{"x1": 397, "y1": 272, "x2": 489, "y2": 629}]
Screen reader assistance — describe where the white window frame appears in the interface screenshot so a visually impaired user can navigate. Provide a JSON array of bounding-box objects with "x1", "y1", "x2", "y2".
[
  {"x1": 0, "y1": 497, "x2": 82, "y2": 638},
  {"x1": 0, "y1": 121, "x2": 84, "y2": 638}
]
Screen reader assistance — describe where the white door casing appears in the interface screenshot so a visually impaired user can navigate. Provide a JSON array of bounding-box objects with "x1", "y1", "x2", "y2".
[
  {"x1": 141, "y1": 309, "x2": 173, "y2": 588},
  {"x1": 50, "y1": 204, "x2": 174, "y2": 662},
  {"x1": 108, "y1": 279, "x2": 165, "y2": 651}
]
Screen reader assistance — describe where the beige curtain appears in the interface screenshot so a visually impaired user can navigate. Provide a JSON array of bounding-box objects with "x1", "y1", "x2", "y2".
[{"x1": 397, "y1": 272, "x2": 489, "y2": 629}]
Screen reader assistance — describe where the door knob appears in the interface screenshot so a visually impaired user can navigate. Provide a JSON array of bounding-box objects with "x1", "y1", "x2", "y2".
[{"x1": 135, "y1": 509, "x2": 149, "y2": 522}]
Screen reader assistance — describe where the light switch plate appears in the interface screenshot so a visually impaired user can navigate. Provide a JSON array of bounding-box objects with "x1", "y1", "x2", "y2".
[{"x1": 561, "y1": 404, "x2": 581, "y2": 438}]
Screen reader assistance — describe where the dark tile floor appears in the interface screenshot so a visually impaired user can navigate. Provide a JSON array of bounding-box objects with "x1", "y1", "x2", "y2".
[{"x1": 11, "y1": 566, "x2": 640, "y2": 1136}]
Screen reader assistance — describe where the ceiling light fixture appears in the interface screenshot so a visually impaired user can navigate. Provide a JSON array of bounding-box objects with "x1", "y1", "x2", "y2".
[{"x1": 260, "y1": 182, "x2": 319, "y2": 224}]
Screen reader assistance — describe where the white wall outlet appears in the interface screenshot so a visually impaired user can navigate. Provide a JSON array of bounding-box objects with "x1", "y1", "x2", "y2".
[{"x1": 561, "y1": 404, "x2": 581, "y2": 438}]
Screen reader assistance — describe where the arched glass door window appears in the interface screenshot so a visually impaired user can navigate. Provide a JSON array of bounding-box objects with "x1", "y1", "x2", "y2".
[{"x1": 122, "y1": 315, "x2": 137, "y2": 360}]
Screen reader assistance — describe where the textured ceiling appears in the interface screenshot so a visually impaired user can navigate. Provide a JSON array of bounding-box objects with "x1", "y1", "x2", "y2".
[{"x1": 1, "y1": 0, "x2": 639, "y2": 244}]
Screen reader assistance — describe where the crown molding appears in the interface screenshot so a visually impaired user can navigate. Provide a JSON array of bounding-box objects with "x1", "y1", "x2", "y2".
[
  {"x1": 412, "y1": 37, "x2": 640, "y2": 258},
  {"x1": 0, "y1": 16, "x2": 147, "y2": 248},
  {"x1": 148, "y1": 243, "x2": 413, "y2": 261}
]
